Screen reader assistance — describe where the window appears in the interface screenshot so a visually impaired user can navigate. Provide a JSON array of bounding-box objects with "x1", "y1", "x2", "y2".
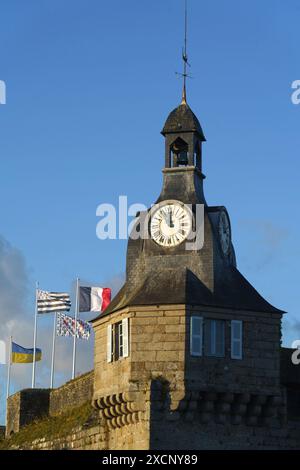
[
  {"x1": 190, "y1": 316, "x2": 203, "y2": 356},
  {"x1": 204, "y1": 319, "x2": 225, "y2": 357},
  {"x1": 107, "y1": 318, "x2": 129, "y2": 363},
  {"x1": 113, "y1": 321, "x2": 123, "y2": 360},
  {"x1": 231, "y1": 320, "x2": 243, "y2": 359},
  {"x1": 190, "y1": 317, "x2": 243, "y2": 360}
]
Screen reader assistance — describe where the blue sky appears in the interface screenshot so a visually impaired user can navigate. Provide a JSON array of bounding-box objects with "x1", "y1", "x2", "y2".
[{"x1": 0, "y1": 0, "x2": 299, "y2": 423}]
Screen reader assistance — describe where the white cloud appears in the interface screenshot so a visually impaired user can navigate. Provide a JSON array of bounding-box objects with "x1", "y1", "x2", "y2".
[{"x1": 0, "y1": 234, "x2": 125, "y2": 425}]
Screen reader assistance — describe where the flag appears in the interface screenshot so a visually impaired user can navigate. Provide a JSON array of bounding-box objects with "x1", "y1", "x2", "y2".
[
  {"x1": 56, "y1": 313, "x2": 91, "y2": 340},
  {"x1": 79, "y1": 287, "x2": 111, "y2": 313},
  {"x1": 11, "y1": 342, "x2": 42, "y2": 364},
  {"x1": 0, "y1": 340, "x2": 6, "y2": 364},
  {"x1": 37, "y1": 290, "x2": 71, "y2": 314}
]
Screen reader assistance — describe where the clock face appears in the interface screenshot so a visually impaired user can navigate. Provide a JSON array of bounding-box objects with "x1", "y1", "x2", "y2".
[
  {"x1": 150, "y1": 202, "x2": 192, "y2": 248},
  {"x1": 218, "y1": 211, "x2": 231, "y2": 255}
]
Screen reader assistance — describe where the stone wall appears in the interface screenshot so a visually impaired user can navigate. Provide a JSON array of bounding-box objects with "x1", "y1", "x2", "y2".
[
  {"x1": 91, "y1": 304, "x2": 286, "y2": 449},
  {"x1": 93, "y1": 304, "x2": 282, "y2": 422},
  {"x1": 10, "y1": 427, "x2": 300, "y2": 450},
  {"x1": 6, "y1": 400, "x2": 300, "y2": 450},
  {"x1": 6, "y1": 392, "x2": 21, "y2": 436},
  {"x1": 4, "y1": 305, "x2": 296, "y2": 450},
  {"x1": 6, "y1": 371, "x2": 94, "y2": 437},
  {"x1": 149, "y1": 418, "x2": 300, "y2": 450},
  {"x1": 49, "y1": 371, "x2": 94, "y2": 417},
  {"x1": 6, "y1": 389, "x2": 50, "y2": 437},
  {"x1": 6, "y1": 420, "x2": 148, "y2": 450},
  {"x1": 185, "y1": 307, "x2": 281, "y2": 396},
  {"x1": 4, "y1": 359, "x2": 300, "y2": 450}
]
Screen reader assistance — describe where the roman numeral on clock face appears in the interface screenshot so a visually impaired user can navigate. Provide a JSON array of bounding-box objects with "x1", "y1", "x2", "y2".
[{"x1": 150, "y1": 202, "x2": 192, "y2": 248}]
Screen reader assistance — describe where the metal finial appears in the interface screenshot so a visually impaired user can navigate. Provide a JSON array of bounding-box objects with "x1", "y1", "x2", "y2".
[
  {"x1": 175, "y1": 0, "x2": 191, "y2": 104},
  {"x1": 181, "y1": 0, "x2": 189, "y2": 105}
]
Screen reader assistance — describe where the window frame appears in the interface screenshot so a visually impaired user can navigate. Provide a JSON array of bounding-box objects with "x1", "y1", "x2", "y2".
[
  {"x1": 107, "y1": 318, "x2": 129, "y2": 363},
  {"x1": 204, "y1": 319, "x2": 225, "y2": 358}
]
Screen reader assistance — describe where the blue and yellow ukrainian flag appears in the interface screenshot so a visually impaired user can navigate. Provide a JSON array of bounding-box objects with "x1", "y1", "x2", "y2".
[{"x1": 11, "y1": 342, "x2": 42, "y2": 364}]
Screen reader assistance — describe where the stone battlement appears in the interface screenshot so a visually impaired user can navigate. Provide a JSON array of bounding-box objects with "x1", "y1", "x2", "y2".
[{"x1": 6, "y1": 371, "x2": 94, "y2": 437}]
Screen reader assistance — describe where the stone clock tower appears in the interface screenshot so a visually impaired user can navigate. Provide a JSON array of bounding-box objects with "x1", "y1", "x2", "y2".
[{"x1": 91, "y1": 89, "x2": 285, "y2": 449}]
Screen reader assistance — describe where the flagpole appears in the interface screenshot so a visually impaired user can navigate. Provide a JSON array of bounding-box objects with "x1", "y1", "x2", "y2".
[
  {"x1": 72, "y1": 278, "x2": 79, "y2": 380},
  {"x1": 32, "y1": 281, "x2": 39, "y2": 388},
  {"x1": 6, "y1": 336, "x2": 12, "y2": 399},
  {"x1": 6, "y1": 335, "x2": 12, "y2": 433},
  {"x1": 50, "y1": 312, "x2": 57, "y2": 389}
]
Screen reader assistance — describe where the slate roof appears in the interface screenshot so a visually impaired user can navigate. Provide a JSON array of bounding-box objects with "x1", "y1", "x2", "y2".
[
  {"x1": 92, "y1": 267, "x2": 284, "y2": 321},
  {"x1": 161, "y1": 103, "x2": 206, "y2": 141}
]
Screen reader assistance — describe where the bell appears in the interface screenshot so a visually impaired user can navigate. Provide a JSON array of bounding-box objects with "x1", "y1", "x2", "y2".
[{"x1": 177, "y1": 151, "x2": 188, "y2": 166}]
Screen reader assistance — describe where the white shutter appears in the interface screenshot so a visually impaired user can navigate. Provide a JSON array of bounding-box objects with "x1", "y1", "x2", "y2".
[
  {"x1": 190, "y1": 316, "x2": 203, "y2": 357},
  {"x1": 231, "y1": 320, "x2": 243, "y2": 359},
  {"x1": 107, "y1": 324, "x2": 112, "y2": 363},
  {"x1": 122, "y1": 318, "x2": 129, "y2": 358}
]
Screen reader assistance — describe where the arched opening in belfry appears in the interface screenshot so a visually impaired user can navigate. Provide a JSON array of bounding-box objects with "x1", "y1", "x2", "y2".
[{"x1": 170, "y1": 137, "x2": 189, "y2": 167}]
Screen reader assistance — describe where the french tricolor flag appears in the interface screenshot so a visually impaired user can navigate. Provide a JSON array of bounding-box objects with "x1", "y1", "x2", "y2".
[{"x1": 79, "y1": 287, "x2": 111, "y2": 313}]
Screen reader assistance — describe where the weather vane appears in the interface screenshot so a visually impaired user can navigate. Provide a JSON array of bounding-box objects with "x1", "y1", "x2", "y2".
[{"x1": 176, "y1": 0, "x2": 191, "y2": 105}]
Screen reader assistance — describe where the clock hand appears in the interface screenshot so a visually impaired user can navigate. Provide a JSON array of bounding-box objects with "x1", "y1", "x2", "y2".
[
  {"x1": 169, "y1": 214, "x2": 175, "y2": 228},
  {"x1": 162, "y1": 211, "x2": 172, "y2": 227}
]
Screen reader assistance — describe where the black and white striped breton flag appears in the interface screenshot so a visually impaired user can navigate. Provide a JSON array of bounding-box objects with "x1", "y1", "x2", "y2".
[{"x1": 37, "y1": 290, "x2": 71, "y2": 314}]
